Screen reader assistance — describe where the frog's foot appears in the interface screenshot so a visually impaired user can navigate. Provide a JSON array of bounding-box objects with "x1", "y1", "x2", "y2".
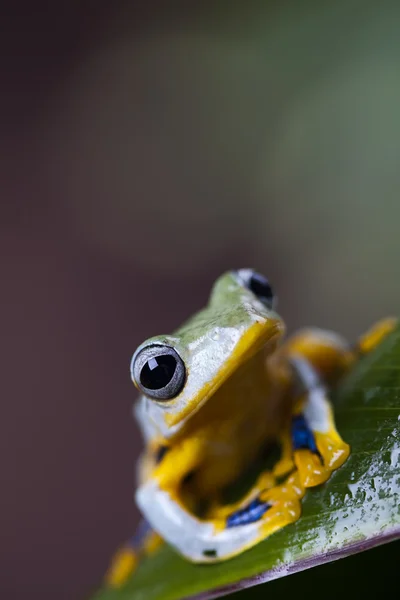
[
  {"x1": 104, "y1": 521, "x2": 163, "y2": 588},
  {"x1": 289, "y1": 357, "x2": 350, "y2": 488},
  {"x1": 105, "y1": 546, "x2": 139, "y2": 588},
  {"x1": 291, "y1": 404, "x2": 349, "y2": 489}
]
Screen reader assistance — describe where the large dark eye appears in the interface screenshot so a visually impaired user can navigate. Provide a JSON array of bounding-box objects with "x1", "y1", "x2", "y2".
[
  {"x1": 131, "y1": 345, "x2": 186, "y2": 401},
  {"x1": 235, "y1": 269, "x2": 275, "y2": 309}
]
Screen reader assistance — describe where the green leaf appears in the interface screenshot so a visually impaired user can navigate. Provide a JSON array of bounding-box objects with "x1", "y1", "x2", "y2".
[{"x1": 93, "y1": 325, "x2": 400, "y2": 600}]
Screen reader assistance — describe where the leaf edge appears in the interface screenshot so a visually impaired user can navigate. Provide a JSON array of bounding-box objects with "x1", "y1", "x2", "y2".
[{"x1": 187, "y1": 527, "x2": 400, "y2": 600}]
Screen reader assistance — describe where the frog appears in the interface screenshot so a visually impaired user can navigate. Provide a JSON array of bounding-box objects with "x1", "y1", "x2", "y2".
[{"x1": 105, "y1": 268, "x2": 396, "y2": 587}]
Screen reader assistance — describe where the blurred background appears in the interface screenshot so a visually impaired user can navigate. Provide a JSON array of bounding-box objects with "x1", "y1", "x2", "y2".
[{"x1": 2, "y1": 1, "x2": 400, "y2": 598}]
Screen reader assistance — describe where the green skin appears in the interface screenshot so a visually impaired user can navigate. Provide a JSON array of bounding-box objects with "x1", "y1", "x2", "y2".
[{"x1": 133, "y1": 270, "x2": 284, "y2": 441}]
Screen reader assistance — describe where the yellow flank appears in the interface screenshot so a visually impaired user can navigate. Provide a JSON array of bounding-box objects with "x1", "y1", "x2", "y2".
[{"x1": 106, "y1": 268, "x2": 398, "y2": 586}]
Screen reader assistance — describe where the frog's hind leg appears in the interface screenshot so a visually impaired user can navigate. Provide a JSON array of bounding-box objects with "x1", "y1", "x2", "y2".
[
  {"x1": 275, "y1": 320, "x2": 397, "y2": 490},
  {"x1": 283, "y1": 320, "x2": 397, "y2": 383},
  {"x1": 105, "y1": 520, "x2": 163, "y2": 588}
]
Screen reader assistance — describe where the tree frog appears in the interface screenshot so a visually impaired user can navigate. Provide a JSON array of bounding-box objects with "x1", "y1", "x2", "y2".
[{"x1": 106, "y1": 269, "x2": 396, "y2": 587}]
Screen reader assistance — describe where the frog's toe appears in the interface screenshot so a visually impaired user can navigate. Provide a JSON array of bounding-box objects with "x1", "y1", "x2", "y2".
[
  {"x1": 294, "y1": 436, "x2": 350, "y2": 488},
  {"x1": 104, "y1": 546, "x2": 139, "y2": 588},
  {"x1": 258, "y1": 471, "x2": 304, "y2": 534},
  {"x1": 293, "y1": 435, "x2": 350, "y2": 488},
  {"x1": 314, "y1": 431, "x2": 350, "y2": 471},
  {"x1": 291, "y1": 414, "x2": 324, "y2": 487},
  {"x1": 258, "y1": 497, "x2": 302, "y2": 538},
  {"x1": 291, "y1": 413, "x2": 349, "y2": 488},
  {"x1": 273, "y1": 444, "x2": 295, "y2": 479},
  {"x1": 262, "y1": 470, "x2": 304, "y2": 503},
  {"x1": 293, "y1": 448, "x2": 327, "y2": 487}
]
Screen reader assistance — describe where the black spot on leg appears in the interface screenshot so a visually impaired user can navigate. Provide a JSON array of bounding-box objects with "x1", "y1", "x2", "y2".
[
  {"x1": 182, "y1": 470, "x2": 195, "y2": 485},
  {"x1": 155, "y1": 445, "x2": 169, "y2": 464},
  {"x1": 261, "y1": 441, "x2": 281, "y2": 469},
  {"x1": 203, "y1": 549, "x2": 217, "y2": 558}
]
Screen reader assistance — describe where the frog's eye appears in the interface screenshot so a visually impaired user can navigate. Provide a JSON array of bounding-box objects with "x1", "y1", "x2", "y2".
[
  {"x1": 131, "y1": 345, "x2": 186, "y2": 401},
  {"x1": 235, "y1": 269, "x2": 275, "y2": 309}
]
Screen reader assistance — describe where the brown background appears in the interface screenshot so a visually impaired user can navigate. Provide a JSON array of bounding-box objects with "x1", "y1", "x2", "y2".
[{"x1": 2, "y1": 2, "x2": 400, "y2": 599}]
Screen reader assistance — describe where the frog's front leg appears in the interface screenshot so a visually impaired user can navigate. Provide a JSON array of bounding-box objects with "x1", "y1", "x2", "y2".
[
  {"x1": 136, "y1": 435, "x2": 225, "y2": 562},
  {"x1": 288, "y1": 356, "x2": 350, "y2": 488},
  {"x1": 138, "y1": 478, "x2": 304, "y2": 562},
  {"x1": 105, "y1": 520, "x2": 163, "y2": 588},
  {"x1": 137, "y1": 440, "x2": 304, "y2": 563}
]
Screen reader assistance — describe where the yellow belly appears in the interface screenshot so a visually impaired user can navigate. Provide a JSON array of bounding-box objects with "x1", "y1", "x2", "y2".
[{"x1": 175, "y1": 350, "x2": 289, "y2": 499}]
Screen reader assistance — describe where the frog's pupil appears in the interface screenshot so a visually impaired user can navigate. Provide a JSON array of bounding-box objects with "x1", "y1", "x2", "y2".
[
  {"x1": 140, "y1": 355, "x2": 177, "y2": 390},
  {"x1": 249, "y1": 272, "x2": 273, "y2": 301}
]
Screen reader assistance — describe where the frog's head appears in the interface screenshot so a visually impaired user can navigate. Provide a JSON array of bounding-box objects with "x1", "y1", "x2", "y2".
[{"x1": 130, "y1": 269, "x2": 285, "y2": 438}]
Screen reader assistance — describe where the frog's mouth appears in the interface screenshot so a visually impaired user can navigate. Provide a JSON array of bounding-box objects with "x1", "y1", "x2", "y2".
[{"x1": 146, "y1": 317, "x2": 284, "y2": 438}]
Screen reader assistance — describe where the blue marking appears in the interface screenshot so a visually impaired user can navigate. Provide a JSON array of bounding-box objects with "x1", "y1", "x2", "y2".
[
  {"x1": 129, "y1": 519, "x2": 151, "y2": 548},
  {"x1": 291, "y1": 414, "x2": 318, "y2": 454},
  {"x1": 226, "y1": 497, "x2": 271, "y2": 528}
]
